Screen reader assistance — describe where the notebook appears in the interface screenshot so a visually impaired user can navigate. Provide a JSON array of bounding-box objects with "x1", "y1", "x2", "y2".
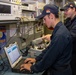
[{"x1": 4, "y1": 42, "x2": 31, "y2": 74}]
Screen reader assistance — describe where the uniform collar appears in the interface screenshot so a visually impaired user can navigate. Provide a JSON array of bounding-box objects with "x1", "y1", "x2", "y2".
[
  {"x1": 51, "y1": 21, "x2": 62, "y2": 39},
  {"x1": 71, "y1": 15, "x2": 76, "y2": 23}
]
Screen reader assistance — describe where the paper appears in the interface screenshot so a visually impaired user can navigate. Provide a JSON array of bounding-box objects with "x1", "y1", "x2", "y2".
[{"x1": 10, "y1": 25, "x2": 17, "y2": 37}]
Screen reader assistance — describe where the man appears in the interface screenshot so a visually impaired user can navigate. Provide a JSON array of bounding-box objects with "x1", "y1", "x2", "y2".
[
  {"x1": 60, "y1": 2, "x2": 76, "y2": 75},
  {"x1": 20, "y1": 4, "x2": 72, "y2": 75}
]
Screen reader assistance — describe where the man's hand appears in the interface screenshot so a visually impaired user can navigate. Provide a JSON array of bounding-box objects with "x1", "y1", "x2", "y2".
[
  {"x1": 42, "y1": 34, "x2": 51, "y2": 41},
  {"x1": 20, "y1": 63, "x2": 32, "y2": 71},
  {"x1": 24, "y1": 58, "x2": 36, "y2": 64}
]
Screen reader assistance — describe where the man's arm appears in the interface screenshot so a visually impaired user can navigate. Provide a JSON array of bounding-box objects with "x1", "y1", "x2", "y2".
[
  {"x1": 31, "y1": 35, "x2": 70, "y2": 73},
  {"x1": 42, "y1": 34, "x2": 51, "y2": 42}
]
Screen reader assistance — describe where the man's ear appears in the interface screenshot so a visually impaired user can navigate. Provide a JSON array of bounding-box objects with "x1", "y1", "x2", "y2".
[
  {"x1": 50, "y1": 13, "x2": 54, "y2": 19},
  {"x1": 73, "y1": 7, "x2": 76, "y2": 11}
]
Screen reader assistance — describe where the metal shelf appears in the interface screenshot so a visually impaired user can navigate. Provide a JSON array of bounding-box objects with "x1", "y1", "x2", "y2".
[
  {"x1": 0, "y1": 20, "x2": 20, "y2": 25},
  {"x1": 22, "y1": 9, "x2": 36, "y2": 12}
]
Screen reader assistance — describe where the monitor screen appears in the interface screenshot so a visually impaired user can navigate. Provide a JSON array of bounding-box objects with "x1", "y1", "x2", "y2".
[{"x1": 0, "y1": 4, "x2": 11, "y2": 14}]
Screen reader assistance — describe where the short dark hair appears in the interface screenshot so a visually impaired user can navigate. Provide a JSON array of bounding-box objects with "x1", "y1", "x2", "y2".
[{"x1": 54, "y1": 14, "x2": 59, "y2": 18}]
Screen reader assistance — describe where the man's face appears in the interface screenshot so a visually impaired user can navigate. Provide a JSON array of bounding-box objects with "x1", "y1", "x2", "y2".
[
  {"x1": 64, "y1": 7, "x2": 75, "y2": 18},
  {"x1": 43, "y1": 14, "x2": 52, "y2": 28}
]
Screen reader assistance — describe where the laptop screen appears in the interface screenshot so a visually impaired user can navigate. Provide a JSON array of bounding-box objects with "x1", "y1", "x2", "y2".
[
  {"x1": 7, "y1": 44, "x2": 21, "y2": 64},
  {"x1": 4, "y1": 42, "x2": 22, "y2": 68}
]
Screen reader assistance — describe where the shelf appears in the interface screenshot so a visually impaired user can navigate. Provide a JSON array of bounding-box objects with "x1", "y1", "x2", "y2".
[
  {"x1": 0, "y1": 1, "x2": 21, "y2": 5},
  {"x1": 22, "y1": 1, "x2": 37, "y2": 4},
  {"x1": 22, "y1": 10, "x2": 36, "y2": 12},
  {"x1": 0, "y1": 19, "x2": 40, "y2": 25},
  {"x1": 0, "y1": 20, "x2": 20, "y2": 25},
  {"x1": 21, "y1": 4, "x2": 36, "y2": 12},
  {"x1": 20, "y1": 18, "x2": 36, "y2": 22}
]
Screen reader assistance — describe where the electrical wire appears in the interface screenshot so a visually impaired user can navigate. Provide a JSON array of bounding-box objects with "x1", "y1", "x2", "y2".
[
  {"x1": 19, "y1": 16, "x2": 34, "y2": 39},
  {"x1": 19, "y1": 17, "x2": 43, "y2": 41}
]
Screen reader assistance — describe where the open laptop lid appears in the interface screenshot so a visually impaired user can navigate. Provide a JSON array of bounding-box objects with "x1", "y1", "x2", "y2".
[{"x1": 4, "y1": 42, "x2": 22, "y2": 68}]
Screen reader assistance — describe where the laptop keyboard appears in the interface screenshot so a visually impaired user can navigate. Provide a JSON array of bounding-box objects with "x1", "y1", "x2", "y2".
[
  {"x1": 12, "y1": 58, "x2": 32, "y2": 74},
  {"x1": 15, "y1": 59, "x2": 25, "y2": 69}
]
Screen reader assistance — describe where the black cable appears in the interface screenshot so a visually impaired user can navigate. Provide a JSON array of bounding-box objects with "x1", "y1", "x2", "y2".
[{"x1": 0, "y1": 55, "x2": 9, "y2": 75}]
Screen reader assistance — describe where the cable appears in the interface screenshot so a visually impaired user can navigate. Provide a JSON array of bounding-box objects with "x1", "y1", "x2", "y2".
[
  {"x1": 0, "y1": 55, "x2": 9, "y2": 75},
  {"x1": 17, "y1": 17, "x2": 30, "y2": 41},
  {"x1": 18, "y1": 17, "x2": 43, "y2": 56},
  {"x1": 19, "y1": 16, "x2": 33, "y2": 39},
  {"x1": 19, "y1": 18, "x2": 43, "y2": 41}
]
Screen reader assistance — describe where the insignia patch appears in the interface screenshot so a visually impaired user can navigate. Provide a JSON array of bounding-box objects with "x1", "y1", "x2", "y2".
[{"x1": 46, "y1": 9, "x2": 50, "y2": 13}]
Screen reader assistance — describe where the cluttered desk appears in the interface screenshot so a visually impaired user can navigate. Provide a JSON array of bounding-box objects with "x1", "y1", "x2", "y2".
[{"x1": 0, "y1": 38, "x2": 49, "y2": 75}]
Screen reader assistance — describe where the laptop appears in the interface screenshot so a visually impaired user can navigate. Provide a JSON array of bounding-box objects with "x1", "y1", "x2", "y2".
[{"x1": 4, "y1": 42, "x2": 31, "y2": 74}]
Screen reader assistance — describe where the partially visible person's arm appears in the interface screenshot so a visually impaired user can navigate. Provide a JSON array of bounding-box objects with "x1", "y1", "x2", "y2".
[{"x1": 30, "y1": 34, "x2": 72, "y2": 73}]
